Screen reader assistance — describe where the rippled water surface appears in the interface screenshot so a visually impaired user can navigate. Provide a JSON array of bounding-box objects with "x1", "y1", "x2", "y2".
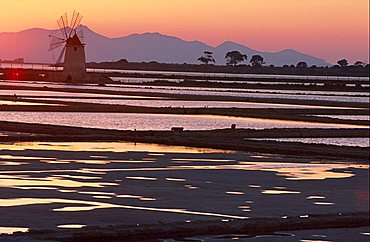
[{"x1": 0, "y1": 141, "x2": 368, "y2": 231}]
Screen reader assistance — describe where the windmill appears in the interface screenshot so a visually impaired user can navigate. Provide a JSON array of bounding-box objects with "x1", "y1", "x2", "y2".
[{"x1": 48, "y1": 11, "x2": 86, "y2": 74}]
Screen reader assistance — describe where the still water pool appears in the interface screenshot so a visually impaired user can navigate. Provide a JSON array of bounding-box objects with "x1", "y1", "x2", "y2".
[{"x1": 0, "y1": 112, "x2": 366, "y2": 130}]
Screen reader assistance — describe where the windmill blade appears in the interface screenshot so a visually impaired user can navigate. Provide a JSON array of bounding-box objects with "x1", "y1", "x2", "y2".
[
  {"x1": 77, "y1": 28, "x2": 85, "y2": 44},
  {"x1": 69, "y1": 11, "x2": 83, "y2": 37},
  {"x1": 57, "y1": 13, "x2": 69, "y2": 39},
  {"x1": 49, "y1": 41, "x2": 66, "y2": 52},
  {"x1": 67, "y1": 11, "x2": 77, "y2": 37},
  {"x1": 55, "y1": 46, "x2": 66, "y2": 67},
  {"x1": 48, "y1": 36, "x2": 66, "y2": 52}
]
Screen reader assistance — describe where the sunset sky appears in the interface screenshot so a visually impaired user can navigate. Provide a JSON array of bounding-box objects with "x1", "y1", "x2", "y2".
[{"x1": 0, "y1": 0, "x2": 368, "y2": 64}]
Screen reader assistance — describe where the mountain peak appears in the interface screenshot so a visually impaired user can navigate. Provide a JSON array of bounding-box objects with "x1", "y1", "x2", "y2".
[
  {"x1": 218, "y1": 41, "x2": 244, "y2": 48},
  {"x1": 278, "y1": 48, "x2": 299, "y2": 54}
]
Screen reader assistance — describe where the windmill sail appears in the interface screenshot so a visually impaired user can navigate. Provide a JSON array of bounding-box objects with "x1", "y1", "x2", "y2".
[{"x1": 57, "y1": 13, "x2": 69, "y2": 39}]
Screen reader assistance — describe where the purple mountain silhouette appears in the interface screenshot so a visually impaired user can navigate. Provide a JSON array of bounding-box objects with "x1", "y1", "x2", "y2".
[{"x1": 0, "y1": 26, "x2": 330, "y2": 66}]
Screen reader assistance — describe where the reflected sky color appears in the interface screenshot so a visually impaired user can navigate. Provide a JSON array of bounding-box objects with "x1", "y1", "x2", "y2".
[
  {"x1": 57, "y1": 224, "x2": 86, "y2": 229},
  {"x1": 0, "y1": 174, "x2": 118, "y2": 189},
  {"x1": 172, "y1": 162, "x2": 368, "y2": 180},
  {"x1": 0, "y1": 100, "x2": 64, "y2": 106},
  {"x1": 261, "y1": 189, "x2": 301, "y2": 195},
  {"x1": 249, "y1": 138, "x2": 370, "y2": 148},
  {"x1": 0, "y1": 142, "x2": 230, "y2": 153},
  {"x1": 0, "y1": 197, "x2": 247, "y2": 219},
  {"x1": 0, "y1": 227, "x2": 29, "y2": 235},
  {"x1": 0, "y1": 141, "x2": 368, "y2": 231},
  {"x1": 1, "y1": 112, "x2": 367, "y2": 131}
]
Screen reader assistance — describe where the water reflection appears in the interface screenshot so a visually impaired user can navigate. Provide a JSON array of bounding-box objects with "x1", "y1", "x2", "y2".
[
  {"x1": 53, "y1": 175, "x2": 101, "y2": 180},
  {"x1": 0, "y1": 197, "x2": 247, "y2": 219},
  {"x1": 0, "y1": 227, "x2": 29, "y2": 234},
  {"x1": 57, "y1": 224, "x2": 86, "y2": 229},
  {"x1": 0, "y1": 141, "x2": 368, "y2": 231},
  {"x1": 226, "y1": 191, "x2": 245, "y2": 195},
  {"x1": 126, "y1": 176, "x2": 158, "y2": 181},
  {"x1": 0, "y1": 174, "x2": 118, "y2": 189},
  {"x1": 1, "y1": 162, "x2": 365, "y2": 181},
  {"x1": 184, "y1": 184, "x2": 198, "y2": 189},
  {"x1": 249, "y1": 138, "x2": 370, "y2": 147},
  {"x1": 78, "y1": 191, "x2": 116, "y2": 196},
  {"x1": 117, "y1": 194, "x2": 156, "y2": 201},
  {"x1": 165, "y1": 177, "x2": 186, "y2": 182},
  {"x1": 307, "y1": 196, "x2": 326, "y2": 199},
  {"x1": 312, "y1": 115, "x2": 370, "y2": 121},
  {"x1": 313, "y1": 202, "x2": 335, "y2": 205},
  {"x1": 0, "y1": 142, "x2": 228, "y2": 153},
  {"x1": 19, "y1": 97, "x2": 362, "y2": 109},
  {"x1": 0, "y1": 155, "x2": 52, "y2": 160},
  {"x1": 241, "y1": 162, "x2": 368, "y2": 180},
  {"x1": 171, "y1": 162, "x2": 368, "y2": 180},
  {"x1": 0, "y1": 89, "x2": 156, "y2": 99},
  {"x1": 62, "y1": 84, "x2": 369, "y2": 103},
  {"x1": 0, "y1": 100, "x2": 63, "y2": 106},
  {"x1": 0, "y1": 161, "x2": 29, "y2": 166},
  {"x1": 261, "y1": 189, "x2": 301, "y2": 195},
  {"x1": 1, "y1": 112, "x2": 367, "y2": 131}
]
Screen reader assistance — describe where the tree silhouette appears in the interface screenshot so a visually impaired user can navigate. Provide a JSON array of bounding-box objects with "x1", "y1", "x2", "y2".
[
  {"x1": 354, "y1": 61, "x2": 365, "y2": 67},
  {"x1": 225, "y1": 51, "x2": 247, "y2": 66},
  {"x1": 250, "y1": 55, "x2": 265, "y2": 67},
  {"x1": 296, "y1": 62, "x2": 308, "y2": 68},
  {"x1": 337, "y1": 59, "x2": 348, "y2": 67},
  {"x1": 197, "y1": 51, "x2": 215, "y2": 65}
]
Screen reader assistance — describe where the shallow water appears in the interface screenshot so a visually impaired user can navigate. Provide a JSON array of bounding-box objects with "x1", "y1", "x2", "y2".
[
  {"x1": 0, "y1": 227, "x2": 28, "y2": 235},
  {"x1": 111, "y1": 76, "x2": 369, "y2": 86},
  {"x1": 311, "y1": 115, "x2": 370, "y2": 121},
  {"x1": 57, "y1": 224, "x2": 86, "y2": 229},
  {"x1": 174, "y1": 227, "x2": 370, "y2": 242},
  {"x1": 4, "y1": 81, "x2": 368, "y2": 96},
  {"x1": 2, "y1": 81, "x2": 369, "y2": 103},
  {"x1": 0, "y1": 89, "x2": 159, "y2": 99},
  {"x1": 108, "y1": 84, "x2": 369, "y2": 96},
  {"x1": 248, "y1": 137, "x2": 370, "y2": 147},
  {"x1": 0, "y1": 141, "x2": 368, "y2": 231},
  {"x1": 22, "y1": 97, "x2": 361, "y2": 109},
  {"x1": 0, "y1": 100, "x2": 63, "y2": 106},
  {"x1": 42, "y1": 84, "x2": 368, "y2": 103},
  {"x1": 0, "y1": 142, "x2": 227, "y2": 153},
  {"x1": 0, "y1": 112, "x2": 366, "y2": 130}
]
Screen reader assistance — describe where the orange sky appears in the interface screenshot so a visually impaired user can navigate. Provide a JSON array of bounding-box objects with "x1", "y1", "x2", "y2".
[{"x1": 0, "y1": 0, "x2": 368, "y2": 63}]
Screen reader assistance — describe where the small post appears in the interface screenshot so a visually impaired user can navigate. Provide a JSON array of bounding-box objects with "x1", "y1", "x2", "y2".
[{"x1": 134, "y1": 129, "x2": 137, "y2": 145}]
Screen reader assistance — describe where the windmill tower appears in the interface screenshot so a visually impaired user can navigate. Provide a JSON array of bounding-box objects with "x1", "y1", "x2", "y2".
[{"x1": 48, "y1": 11, "x2": 86, "y2": 80}]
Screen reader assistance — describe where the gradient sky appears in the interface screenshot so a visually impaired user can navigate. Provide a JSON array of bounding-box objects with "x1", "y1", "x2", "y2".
[{"x1": 0, "y1": 0, "x2": 368, "y2": 64}]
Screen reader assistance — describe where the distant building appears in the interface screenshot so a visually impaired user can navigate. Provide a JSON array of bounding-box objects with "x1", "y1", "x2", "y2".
[{"x1": 0, "y1": 58, "x2": 24, "y2": 63}]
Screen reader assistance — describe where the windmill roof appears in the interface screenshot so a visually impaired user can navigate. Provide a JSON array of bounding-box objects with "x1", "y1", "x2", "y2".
[{"x1": 67, "y1": 33, "x2": 83, "y2": 46}]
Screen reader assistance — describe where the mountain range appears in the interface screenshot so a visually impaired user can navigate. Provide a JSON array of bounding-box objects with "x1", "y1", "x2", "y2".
[{"x1": 0, "y1": 26, "x2": 330, "y2": 66}]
